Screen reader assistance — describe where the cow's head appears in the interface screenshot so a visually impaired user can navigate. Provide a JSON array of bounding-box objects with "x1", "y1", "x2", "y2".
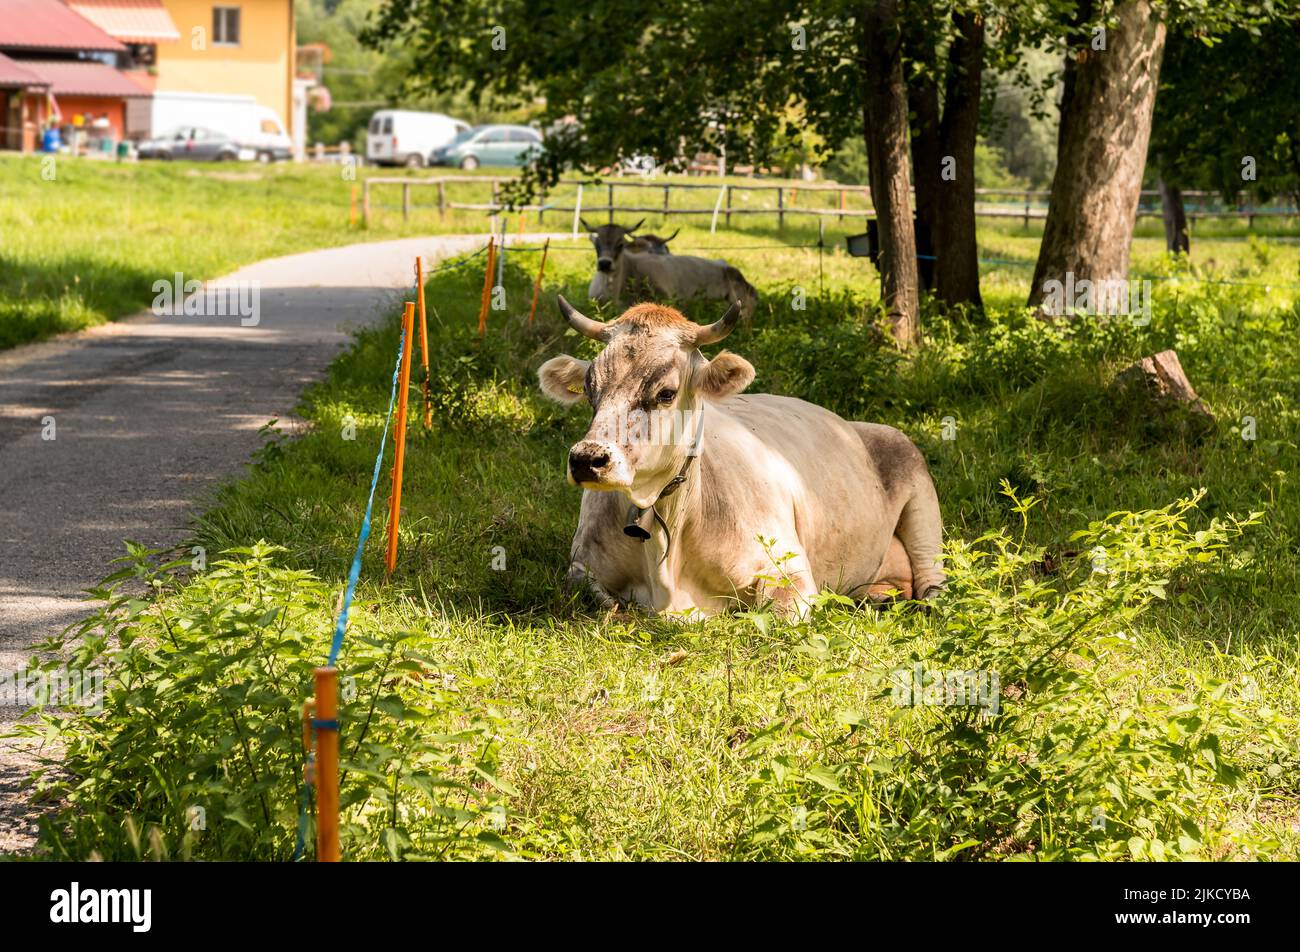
[
  {"x1": 582, "y1": 218, "x2": 645, "y2": 273},
  {"x1": 538, "y1": 298, "x2": 755, "y2": 508},
  {"x1": 629, "y1": 228, "x2": 679, "y2": 255}
]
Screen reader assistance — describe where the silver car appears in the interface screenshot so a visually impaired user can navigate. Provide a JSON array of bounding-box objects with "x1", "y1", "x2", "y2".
[{"x1": 138, "y1": 127, "x2": 243, "y2": 162}]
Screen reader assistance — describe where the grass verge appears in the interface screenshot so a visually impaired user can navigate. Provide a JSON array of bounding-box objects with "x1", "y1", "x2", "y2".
[{"x1": 10, "y1": 206, "x2": 1300, "y2": 860}]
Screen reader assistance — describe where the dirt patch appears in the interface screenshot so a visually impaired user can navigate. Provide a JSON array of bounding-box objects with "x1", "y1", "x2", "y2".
[{"x1": 0, "y1": 738, "x2": 53, "y2": 855}]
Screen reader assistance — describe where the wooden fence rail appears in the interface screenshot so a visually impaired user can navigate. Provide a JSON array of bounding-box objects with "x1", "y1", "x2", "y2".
[{"x1": 361, "y1": 176, "x2": 1298, "y2": 230}]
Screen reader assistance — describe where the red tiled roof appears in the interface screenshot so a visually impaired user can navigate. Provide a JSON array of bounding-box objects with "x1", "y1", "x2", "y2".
[
  {"x1": 66, "y1": 0, "x2": 180, "y2": 44},
  {"x1": 20, "y1": 58, "x2": 148, "y2": 97},
  {"x1": 0, "y1": 0, "x2": 127, "y2": 53},
  {"x1": 0, "y1": 50, "x2": 48, "y2": 88}
]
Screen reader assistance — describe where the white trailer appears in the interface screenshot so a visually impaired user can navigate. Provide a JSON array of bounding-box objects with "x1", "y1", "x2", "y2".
[{"x1": 148, "y1": 91, "x2": 293, "y2": 161}]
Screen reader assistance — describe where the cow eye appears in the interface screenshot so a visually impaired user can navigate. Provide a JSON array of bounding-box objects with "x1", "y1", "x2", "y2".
[{"x1": 656, "y1": 388, "x2": 677, "y2": 405}]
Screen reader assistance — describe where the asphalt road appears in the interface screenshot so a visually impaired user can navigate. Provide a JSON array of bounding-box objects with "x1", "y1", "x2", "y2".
[{"x1": 0, "y1": 232, "x2": 565, "y2": 852}]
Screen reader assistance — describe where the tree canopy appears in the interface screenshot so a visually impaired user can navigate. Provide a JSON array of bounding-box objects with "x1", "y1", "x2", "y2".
[
  {"x1": 363, "y1": 0, "x2": 1300, "y2": 339},
  {"x1": 1151, "y1": 18, "x2": 1300, "y2": 205}
]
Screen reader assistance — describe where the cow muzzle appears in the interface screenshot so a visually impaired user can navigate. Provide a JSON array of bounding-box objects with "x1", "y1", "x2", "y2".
[
  {"x1": 568, "y1": 440, "x2": 615, "y2": 486},
  {"x1": 596, "y1": 258, "x2": 613, "y2": 273}
]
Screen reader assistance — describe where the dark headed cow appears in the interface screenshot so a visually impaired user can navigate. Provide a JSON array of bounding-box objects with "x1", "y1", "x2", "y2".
[
  {"x1": 583, "y1": 219, "x2": 758, "y2": 320},
  {"x1": 538, "y1": 297, "x2": 945, "y2": 618},
  {"x1": 581, "y1": 218, "x2": 677, "y2": 261},
  {"x1": 630, "y1": 228, "x2": 679, "y2": 255}
]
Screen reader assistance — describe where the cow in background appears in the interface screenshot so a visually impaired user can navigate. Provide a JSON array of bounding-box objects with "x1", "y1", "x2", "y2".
[
  {"x1": 630, "y1": 227, "x2": 679, "y2": 255},
  {"x1": 582, "y1": 219, "x2": 677, "y2": 257},
  {"x1": 583, "y1": 220, "x2": 758, "y2": 320}
]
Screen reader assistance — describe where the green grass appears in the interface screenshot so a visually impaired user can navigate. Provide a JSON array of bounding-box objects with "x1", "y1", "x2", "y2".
[
  {"x1": 163, "y1": 224, "x2": 1300, "y2": 859},
  {"x1": 11, "y1": 161, "x2": 1300, "y2": 859},
  {"x1": 0, "y1": 155, "x2": 524, "y2": 349}
]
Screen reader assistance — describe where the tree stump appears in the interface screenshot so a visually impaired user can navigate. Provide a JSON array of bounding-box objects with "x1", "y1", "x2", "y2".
[{"x1": 1112, "y1": 349, "x2": 1215, "y2": 438}]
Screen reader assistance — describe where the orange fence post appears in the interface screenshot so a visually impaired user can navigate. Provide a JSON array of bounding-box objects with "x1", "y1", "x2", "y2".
[
  {"x1": 385, "y1": 302, "x2": 416, "y2": 575},
  {"x1": 518, "y1": 213, "x2": 527, "y2": 235},
  {"x1": 477, "y1": 237, "x2": 497, "y2": 336},
  {"x1": 416, "y1": 257, "x2": 431, "y2": 430},
  {"x1": 314, "y1": 667, "x2": 340, "y2": 862},
  {"x1": 528, "y1": 238, "x2": 550, "y2": 324},
  {"x1": 349, "y1": 185, "x2": 357, "y2": 228}
]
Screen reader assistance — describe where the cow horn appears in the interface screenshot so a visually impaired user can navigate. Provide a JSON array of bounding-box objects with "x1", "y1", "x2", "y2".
[
  {"x1": 692, "y1": 301, "x2": 740, "y2": 346},
  {"x1": 662, "y1": 228, "x2": 680, "y2": 243},
  {"x1": 557, "y1": 295, "x2": 612, "y2": 341},
  {"x1": 626, "y1": 218, "x2": 645, "y2": 234}
]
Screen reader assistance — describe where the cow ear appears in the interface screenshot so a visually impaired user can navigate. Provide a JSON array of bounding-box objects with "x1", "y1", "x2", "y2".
[
  {"x1": 693, "y1": 351, "x2": 754, "y2": 399},
  {"x1": 538, "y1": 355, "x2": 590, "y2": 405}
]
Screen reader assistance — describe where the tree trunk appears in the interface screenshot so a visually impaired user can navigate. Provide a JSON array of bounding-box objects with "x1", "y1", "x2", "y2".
[
  {"x1": 861, "y1": 0, "x2": 920, "y2": 347},
  {"x1": 909, "y1": 71, "x2": 941, "y2": 268},
  {"x1": 1055, "y1": 1, "x2": 1094, "y2": 153},
  {"x1": 1158, "y1": 177, "x2": 1189, "y2": 254},
  {"x1": 935, "y1": 10, "x2": 984, "y2": 310},
  {"x1": 1028, "y1": 0, "x2": 1167, "y2": 309}
]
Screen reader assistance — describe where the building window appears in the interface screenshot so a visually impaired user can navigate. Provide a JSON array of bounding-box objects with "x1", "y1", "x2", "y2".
[
  {"x1": 213, "y1": 6, "x2": 241, "y2": 46},
  {"x1": 125, "y1": 43, "x2": 157, "y2": 69}
]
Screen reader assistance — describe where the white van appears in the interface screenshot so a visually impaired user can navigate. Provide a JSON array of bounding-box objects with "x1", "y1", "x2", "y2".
[
  {"x1": 366, "y1": 111, "x2": 469, "y2": 168},
  {"x1": 149, "y1": 92, "x2": 293, "y2": 162}
]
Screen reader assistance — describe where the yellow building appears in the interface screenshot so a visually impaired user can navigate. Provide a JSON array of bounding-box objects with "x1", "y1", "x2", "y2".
[
  {"x1": 153, "y1": 0, "x2": 294, "y2": 127},
  {"x1": 67, "y1": 0, "x2": 296, "y2": 144}
]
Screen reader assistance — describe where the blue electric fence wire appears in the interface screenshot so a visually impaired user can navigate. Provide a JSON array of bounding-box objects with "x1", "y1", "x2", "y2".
[
  {"x1": 324, "y1": 245, "x2": 497, "y2": 671},
  {"x1": 909, "y1": 253, "x2": 1300, "y2": 291},
  {"x1": 292, "y1": 293, "x2": 405, "y2": 863},
  {"x1": 327, "y1": 330, "x2": 405, "y2": 668},
  {"x1": 328, "y1": 244, "x2": 493, "y2": 672},
  {"x1": 293, "y1": 776, "x2": 310, "y2": 862},
  {"x1": 295, "y1": 244, "x2": 497, "y2": 861}
]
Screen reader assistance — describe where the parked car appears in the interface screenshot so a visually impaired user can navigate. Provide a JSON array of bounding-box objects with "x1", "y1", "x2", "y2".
[
  {"x1": 429, "y1": 125, "x2": 543, "y2": 169},
  {"x1": 137, "y1": 127, "x2": 245, "y2": 162},
  {"x1": 366, "y1": 111, "x2": 469, "y2": 168},
  {"x1": 150, "y1": 92, "x2": 292, "y2": 163}
]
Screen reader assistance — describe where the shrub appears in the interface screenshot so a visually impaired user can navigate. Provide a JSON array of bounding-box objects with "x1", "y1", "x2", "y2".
[
  {"x1": 735, "y1": 490, "x2": 1296, "y2": 860},
  {"x1": 16, "y1": 543, "x2": 515, "y2": 861}
]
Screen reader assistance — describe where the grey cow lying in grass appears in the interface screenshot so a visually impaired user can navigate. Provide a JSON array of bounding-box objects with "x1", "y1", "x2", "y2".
[
  {"x1": 538, "y1": 296, "x2": 945, "y2": 619},
  {"x1": 583, "y1": 219, "x2": 759, "y2": 320}
]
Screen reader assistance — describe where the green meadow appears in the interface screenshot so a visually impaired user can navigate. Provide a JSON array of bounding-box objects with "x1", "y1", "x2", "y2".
[{"x1": 9, "y1": 159, "x2": 1300, "y2": 860}]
